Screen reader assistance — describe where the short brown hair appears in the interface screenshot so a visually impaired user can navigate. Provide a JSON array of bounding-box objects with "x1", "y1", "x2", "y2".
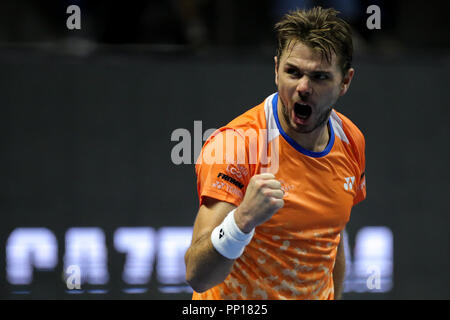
[{"x1": 274, "y1": 7, "x2": 353, "y2": 75}]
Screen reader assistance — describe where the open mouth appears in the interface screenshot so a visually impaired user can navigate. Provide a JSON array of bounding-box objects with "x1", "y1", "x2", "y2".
[{"x1": 294, "y1": 102, "x2": 312, "y2": 120}]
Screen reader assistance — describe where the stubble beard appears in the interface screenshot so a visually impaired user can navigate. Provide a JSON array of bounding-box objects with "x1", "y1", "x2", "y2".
[{"x1": 280, "y1": 96, "x2": 332, "y2": 134}]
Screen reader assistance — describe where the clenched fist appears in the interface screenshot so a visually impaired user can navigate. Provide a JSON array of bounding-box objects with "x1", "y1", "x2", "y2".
[{"x1": 234, "y1": 173, "x2": 284, "y2": 233}]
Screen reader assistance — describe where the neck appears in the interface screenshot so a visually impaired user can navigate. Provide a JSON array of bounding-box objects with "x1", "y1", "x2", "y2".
[{"x1": 278, "y1": 104, "x2": 330, "y2": 153}]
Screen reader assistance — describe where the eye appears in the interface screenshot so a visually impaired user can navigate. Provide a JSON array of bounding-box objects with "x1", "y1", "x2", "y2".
[
  {"x1": 286, "y1": 68, "x2": 300, "y2": 77},
  {"x1": 313, "y1": 73, "x2": 330, "y2": 81}
]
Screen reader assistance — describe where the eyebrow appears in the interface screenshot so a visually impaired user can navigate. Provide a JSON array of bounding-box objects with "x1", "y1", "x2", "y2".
[{"x1": 285, "y1": 63, "x2": 332, "y2": 75}]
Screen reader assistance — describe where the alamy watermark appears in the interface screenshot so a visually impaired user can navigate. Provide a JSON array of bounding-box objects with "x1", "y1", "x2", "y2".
[
  {"x1": 366, "y1": 5, "x2": 381, "y2": 30},
  {"x1": 66, "y1": 5, "x2": 81, "y2": 30},
  {"x1": 170, "y1": 121, "x2": 279, "y2": 173},
  {"x1": 64, "y1": 4, "x2": 380, "y2": 32},
  {"x1": 65, "y1": 265, "x2": 81, "y2": 290},
  {"x1": 366, "y1": 265, "x2": 381, "y2": 290}
]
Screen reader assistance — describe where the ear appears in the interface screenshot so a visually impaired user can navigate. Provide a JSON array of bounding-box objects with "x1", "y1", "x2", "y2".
[
  {"x1": 339, "y1": 68, "x2": 355, "y2": 96},
  {"x1": 274, "y1": 56, "x2": 279, "y2": 87}
]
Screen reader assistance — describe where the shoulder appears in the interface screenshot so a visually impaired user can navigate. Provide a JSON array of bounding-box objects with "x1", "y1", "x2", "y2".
[
  {"x1": 204, "y1": 98, "x2": 268, "y2": 145},
  {"x1": 226, "y1": 99, "x2": 267, "y2": 132},
  {"x1": 196, "y1": 98, "x2": 268, "y2": 167},
  {"x1": 331, "y1": 110, "x2": 366, "y2": 159}
]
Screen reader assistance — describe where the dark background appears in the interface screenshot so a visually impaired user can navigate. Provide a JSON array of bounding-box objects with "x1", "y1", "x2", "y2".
[{"x1": 0, "y1": 0, "x2": 449, "y2": 299}]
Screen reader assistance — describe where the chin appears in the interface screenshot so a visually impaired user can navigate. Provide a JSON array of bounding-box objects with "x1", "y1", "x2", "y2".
[
  {"x1": 289, "y1": 120, "x2": 313, "y2": 134},
  {"x1": 292, "y1": 124, "x2": 315, "y2": 134}
]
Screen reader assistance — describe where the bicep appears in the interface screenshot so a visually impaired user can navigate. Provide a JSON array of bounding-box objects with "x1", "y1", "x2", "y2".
[
  {"x1": 190, "y1": 197, "x2": 236, "y2": 247},
  {"x1": 338, "y1": 231, "x2": 345, "y2": 253},
  {"x1": 334, "y1": 231, "x2": 346, "y2": 274},
  {"x1": 335, "y1": 230, "x2": 345, "y2": 264}
]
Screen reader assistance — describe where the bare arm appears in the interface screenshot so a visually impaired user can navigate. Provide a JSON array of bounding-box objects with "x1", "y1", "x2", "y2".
[
  {"x1": 333, "y1": 230, "x2": 346, "y2": 300},
  {"x1": 185, "y1": 173, "x2": 284, "y2": 293},
  {"x1": 184, "y1": 197, "x2": 237, "y2": 293}
]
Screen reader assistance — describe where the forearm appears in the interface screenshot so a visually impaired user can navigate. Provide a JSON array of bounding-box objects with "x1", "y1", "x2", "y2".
[
  {"x1": 185, "y1": 232, "x2": 235, "y2": 293},
  {"x1": 185, "y1": 174, "x2": 283, "y2": 293},
  {"x1": 333, "y1": 232, "x2": 346, "y2": 300}
]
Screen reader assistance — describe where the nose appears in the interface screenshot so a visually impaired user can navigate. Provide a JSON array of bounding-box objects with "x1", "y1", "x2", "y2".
[{"x1": 296, "y1": 76, "x2": 312, "y2": 97}]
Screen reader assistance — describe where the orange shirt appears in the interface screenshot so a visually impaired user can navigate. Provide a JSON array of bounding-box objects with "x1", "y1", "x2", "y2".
[{"x1": 193, "y1": 93, "x2": 366, "y2": 300}]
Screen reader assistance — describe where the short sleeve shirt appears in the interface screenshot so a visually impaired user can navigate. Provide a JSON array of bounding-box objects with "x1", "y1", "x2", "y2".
[{"x1": 193, "y1": 93, "x2": 366, "y2": 300}]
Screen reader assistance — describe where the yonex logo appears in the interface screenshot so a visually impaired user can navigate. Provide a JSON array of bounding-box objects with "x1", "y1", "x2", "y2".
[
  {"x1": 219, "y1": 229, "x2": 224, "y2": 239},
  {"x1": 344, "y1": 176, "x2": 356, "y2": 191}
]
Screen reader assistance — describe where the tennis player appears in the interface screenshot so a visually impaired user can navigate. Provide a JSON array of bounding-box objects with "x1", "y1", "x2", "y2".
[{"x1": 185, "y1": 7, "x2": 366, "y2": 300}]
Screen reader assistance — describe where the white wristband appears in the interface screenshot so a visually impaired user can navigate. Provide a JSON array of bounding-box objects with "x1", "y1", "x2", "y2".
[{"x1": 211, "y1": 209, "x2": 255, "y2": 260}]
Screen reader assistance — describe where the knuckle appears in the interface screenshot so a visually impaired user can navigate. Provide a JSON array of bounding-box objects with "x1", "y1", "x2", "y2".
[
  {"x1": 272, "y1": 198, "x2": 283, "y2": 207},
  {"x1": 249, "y1": 179, "x2": 258, "y2": 188},
  {"x1": 270, "y1": 199, "x2": 279, "y2": 210},
  {"x1": 269, "y1": 179, "x2": 280, "y2": 187},
  {"x1": 262, "y1": 189, "x2": 272, "y2": 198}
]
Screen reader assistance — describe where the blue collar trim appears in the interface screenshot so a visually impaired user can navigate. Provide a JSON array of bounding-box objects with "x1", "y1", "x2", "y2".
[{"x1": 272, "y1": 93, "x2": 335, "y2": 158}]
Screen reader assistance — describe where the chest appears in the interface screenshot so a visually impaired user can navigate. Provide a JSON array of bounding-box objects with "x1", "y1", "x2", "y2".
[{"x1": 266, "y1": 143, "x2": 359, "y2": 231}]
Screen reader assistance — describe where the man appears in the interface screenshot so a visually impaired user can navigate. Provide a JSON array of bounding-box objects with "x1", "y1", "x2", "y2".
[{"x1": 185, "y1": 7, "x2": 366, "y2": 300}]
